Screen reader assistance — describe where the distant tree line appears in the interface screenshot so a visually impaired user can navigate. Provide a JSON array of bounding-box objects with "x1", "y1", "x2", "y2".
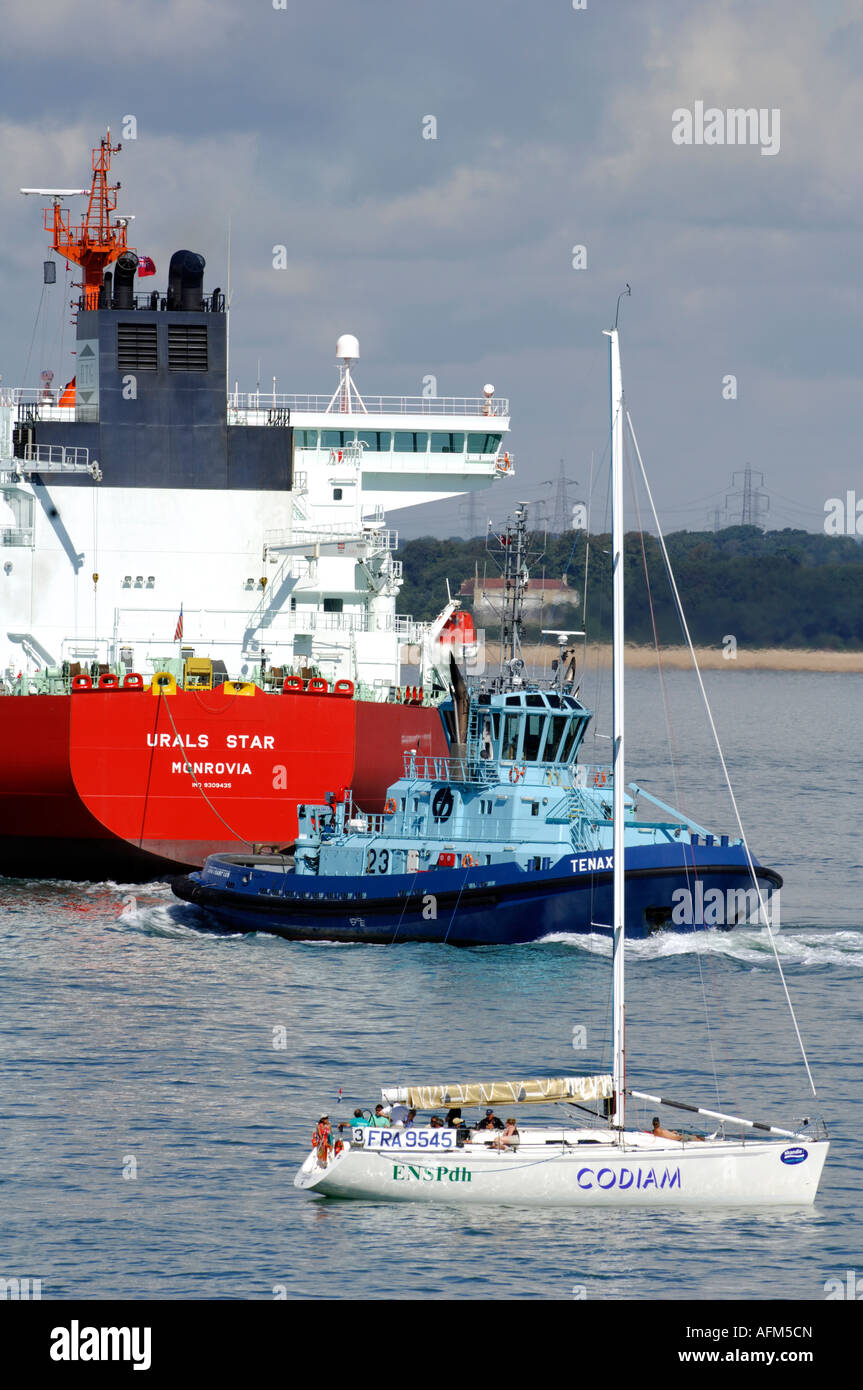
[{"x1": 397, "y1": 527, "x2": 863, "y2": 649}]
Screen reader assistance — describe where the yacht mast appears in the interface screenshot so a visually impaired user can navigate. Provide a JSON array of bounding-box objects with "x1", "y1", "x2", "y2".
[{"x1": 605, "y1": 310, "x2": 627, "y2": 1130}]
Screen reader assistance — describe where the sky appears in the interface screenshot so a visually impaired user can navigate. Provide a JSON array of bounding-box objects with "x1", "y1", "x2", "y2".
[{"x1": 1, "y1": 0, "x2": 861, "y2": 539}]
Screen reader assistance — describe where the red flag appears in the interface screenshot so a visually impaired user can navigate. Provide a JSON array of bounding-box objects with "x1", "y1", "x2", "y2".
[
  {"x1": 59, "y1": 377, "x2": 76, "y2": 407},
  {"x1": 138, "y1": 255, "x2": 157, "y2": 277},
  {"x1": 173, "y1": 605, "x2": 184, "y2": 642}
]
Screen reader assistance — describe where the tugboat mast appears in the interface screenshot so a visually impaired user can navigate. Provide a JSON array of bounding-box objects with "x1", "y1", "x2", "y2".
[{"x1": 489, "y1": 501, "x2": 531, "y2": 686}]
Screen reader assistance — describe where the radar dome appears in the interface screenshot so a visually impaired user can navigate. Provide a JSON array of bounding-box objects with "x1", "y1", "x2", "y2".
[{"x1": 336, "y1": 334, "x2": 360, "y2": 361}]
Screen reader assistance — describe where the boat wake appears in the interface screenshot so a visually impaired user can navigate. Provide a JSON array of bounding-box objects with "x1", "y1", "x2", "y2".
[{"x1": 539, "y1": 926, "x2": 863, "y2": 968}]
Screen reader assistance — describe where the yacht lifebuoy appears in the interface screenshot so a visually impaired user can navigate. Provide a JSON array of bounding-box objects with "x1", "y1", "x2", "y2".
[
  {"x1": 461, "y1": 853, "x2": 475, "y2": 868},
  {"x1": 508, "y1": 765, "x2": 525, "y2": 783},
  {"x1": 384, "y1": 798, "x2": 397, "y2": 815}
]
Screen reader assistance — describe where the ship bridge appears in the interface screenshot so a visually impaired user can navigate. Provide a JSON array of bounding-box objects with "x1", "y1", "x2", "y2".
[{"x1": 229, "y1": 388, "x2": 512, "y2": 513}]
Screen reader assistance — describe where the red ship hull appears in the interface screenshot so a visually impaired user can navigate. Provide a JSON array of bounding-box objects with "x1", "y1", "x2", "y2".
[{"x1": 0, "y1": 688, "x2": 446, "y2": 880}]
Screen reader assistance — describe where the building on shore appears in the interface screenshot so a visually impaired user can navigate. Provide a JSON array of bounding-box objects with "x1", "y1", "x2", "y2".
[{"x1": 458, "y1": 574, "x2": 580, "y2": 624}]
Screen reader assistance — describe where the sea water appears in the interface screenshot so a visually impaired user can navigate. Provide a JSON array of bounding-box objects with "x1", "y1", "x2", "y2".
[{"x1": 2, "y1": 669, "x2": 861, "y2": 1300}]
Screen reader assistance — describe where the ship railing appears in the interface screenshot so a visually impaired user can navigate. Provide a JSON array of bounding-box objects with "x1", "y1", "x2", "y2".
[
  {"x1": 286, "y1": 611, "x2": 370, "y2": 634},
  {"x1": 227, "y1": 391, "x2": 510, "y2": 417},
  {"x1": 249, "y1": 609, "x2": 417, "y2": 636},
  {"x1": 1, "y1": 526, "x2": 34, "y2": 546},
  {"x1": 402, "y1": 752, "x2": 499, "y2": 785},
  {"x1": 73, "y1": 290, "x2": 226, "y2": 314},
  {"x1": 9, "y1": 444, "x2": 102, "y2": 480},
  {"x1": 264, "y1": 524, "x2": 398, "y2": 553},
  {"x1": 226, "y1": 405, "x2": 291, "y2": 428},
  {"x1": 394, "y1": 614, "x2": 423, "y2": 639}
]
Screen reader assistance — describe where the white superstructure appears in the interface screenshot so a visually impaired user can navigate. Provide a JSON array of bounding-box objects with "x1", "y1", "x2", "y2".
[{"x1": 0, "y1": 348, "x2": 511, "y2": 693}]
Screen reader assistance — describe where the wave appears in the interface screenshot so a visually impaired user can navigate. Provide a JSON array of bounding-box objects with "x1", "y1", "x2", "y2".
[{"x1": 539, "y1": 926, "x2": 863, "y2": 968}]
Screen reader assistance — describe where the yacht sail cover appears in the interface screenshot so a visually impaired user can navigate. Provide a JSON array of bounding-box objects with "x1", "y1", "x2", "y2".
[{"x1": 381, "y1": 1075, "x2": 613, "y2": 1109}]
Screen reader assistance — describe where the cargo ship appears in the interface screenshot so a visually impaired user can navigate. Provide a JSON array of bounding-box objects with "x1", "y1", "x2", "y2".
[{"x1": 0, "y1": 132, "x2": 511, "y2": 878}]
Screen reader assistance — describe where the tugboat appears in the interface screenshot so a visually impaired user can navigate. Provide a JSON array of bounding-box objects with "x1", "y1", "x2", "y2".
[
  {"x1": 172, "y1": 652, "x2": 783, "y2": 944},
  {"x1": 173, "y1": 310, "x2": 786, "y2": 943}
]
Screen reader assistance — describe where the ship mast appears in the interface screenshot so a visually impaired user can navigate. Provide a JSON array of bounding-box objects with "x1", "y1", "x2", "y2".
[
  {"x1": 44, "y1": 130, "x2": 130, "y2": 310},
  {"x1": 605, "y1": 289, "x2": 629, "y2": 1132},
  {"x1": 485, "y1": 502, "x2": 531, "y2": 685}
]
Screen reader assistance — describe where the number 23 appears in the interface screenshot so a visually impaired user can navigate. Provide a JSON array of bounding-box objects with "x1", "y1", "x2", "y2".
[{"x1": 367, "y1": 848, "x2": 389, "y2": 874}]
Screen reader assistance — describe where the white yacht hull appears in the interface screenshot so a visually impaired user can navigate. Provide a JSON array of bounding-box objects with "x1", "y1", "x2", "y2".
[{"x1": 294, "y1": 1133, "x2": 829, "y2": 1207}]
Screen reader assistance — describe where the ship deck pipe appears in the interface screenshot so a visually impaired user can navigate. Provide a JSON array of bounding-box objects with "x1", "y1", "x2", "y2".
[
  {"x1": 112, "y1": 252, "x2": 139, "y2": 309},
  {"x1": 167, "y1": 249, "x2": 206, "y2": 311}
]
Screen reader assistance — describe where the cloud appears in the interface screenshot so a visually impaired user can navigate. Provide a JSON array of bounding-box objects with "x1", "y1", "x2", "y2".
[{"x1": 1, "y1": 0, "x2": 242, "y2": 59}]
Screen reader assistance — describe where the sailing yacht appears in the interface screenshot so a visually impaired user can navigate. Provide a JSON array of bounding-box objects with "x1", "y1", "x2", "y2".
[{"x1": 292, "y1": 315, "x2": 830, "y2": 1206}]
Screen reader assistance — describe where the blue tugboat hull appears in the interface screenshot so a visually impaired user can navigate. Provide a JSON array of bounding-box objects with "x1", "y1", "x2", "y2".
[{"x1": 172, "y1": 843, "x2": 782, "y2": 944}]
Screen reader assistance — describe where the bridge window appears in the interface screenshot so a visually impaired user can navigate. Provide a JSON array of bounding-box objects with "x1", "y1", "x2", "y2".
[
  {"x1": 430, "y1": 432, "x2": 465, "y2": 453},
  {"x1": 323, "y1": 597, "x2": 343, "y2": 613},
  {"x1": 393, "y1": 431, "x2": 429, "y2": 452},
  {"x1": 295, "y1": 429, "x2": 318, "y2": 448},
  {"x1": 543, "y1": 714, "x2": 569, "y2": 761},
  {"x1": 502, "y1": 713, "x2": 521, "y2": 761},
  {"x1": 357, "y1": 430, "x2": 392, "y2": 451},
  {"x1": 559, "y1": 719, "x2": 583, "y2": 765},
  {"x1": 522, "y1": 713, "x2": 545, "y2": 761},
  {"x1": 320, "y1": 429, "x2": 356, "y2": 448},
  {"x1": 467, "y1": 433, "x2": 502, "y2": 454}
]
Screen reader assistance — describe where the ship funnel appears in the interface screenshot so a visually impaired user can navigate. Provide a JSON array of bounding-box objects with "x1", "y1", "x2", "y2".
[
  {"x1": 112, "y1": 250, "x2": 139, "y2": 309},
  {"x1": 167, "y1": 249, "x2": 206, "y2": 311}
]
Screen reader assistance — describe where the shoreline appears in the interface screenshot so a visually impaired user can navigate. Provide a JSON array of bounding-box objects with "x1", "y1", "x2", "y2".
[{"x1": 480, "y1": 643, "x2": 863, "y2": 673}]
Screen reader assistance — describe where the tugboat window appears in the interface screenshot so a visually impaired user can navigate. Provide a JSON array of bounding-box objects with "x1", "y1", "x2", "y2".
[
  {"x1": 545, "y1": 714, "x2": 569, "y2": 761},
  {"x1": 502, "y1": 713, "x2": 521, "y2": 760},
  {"x1": 522, "y1": 714, "x2": 545, "y2": 761},
  {"x1": 559, "y1": 719, "x2": 582, "y2": 765}
]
